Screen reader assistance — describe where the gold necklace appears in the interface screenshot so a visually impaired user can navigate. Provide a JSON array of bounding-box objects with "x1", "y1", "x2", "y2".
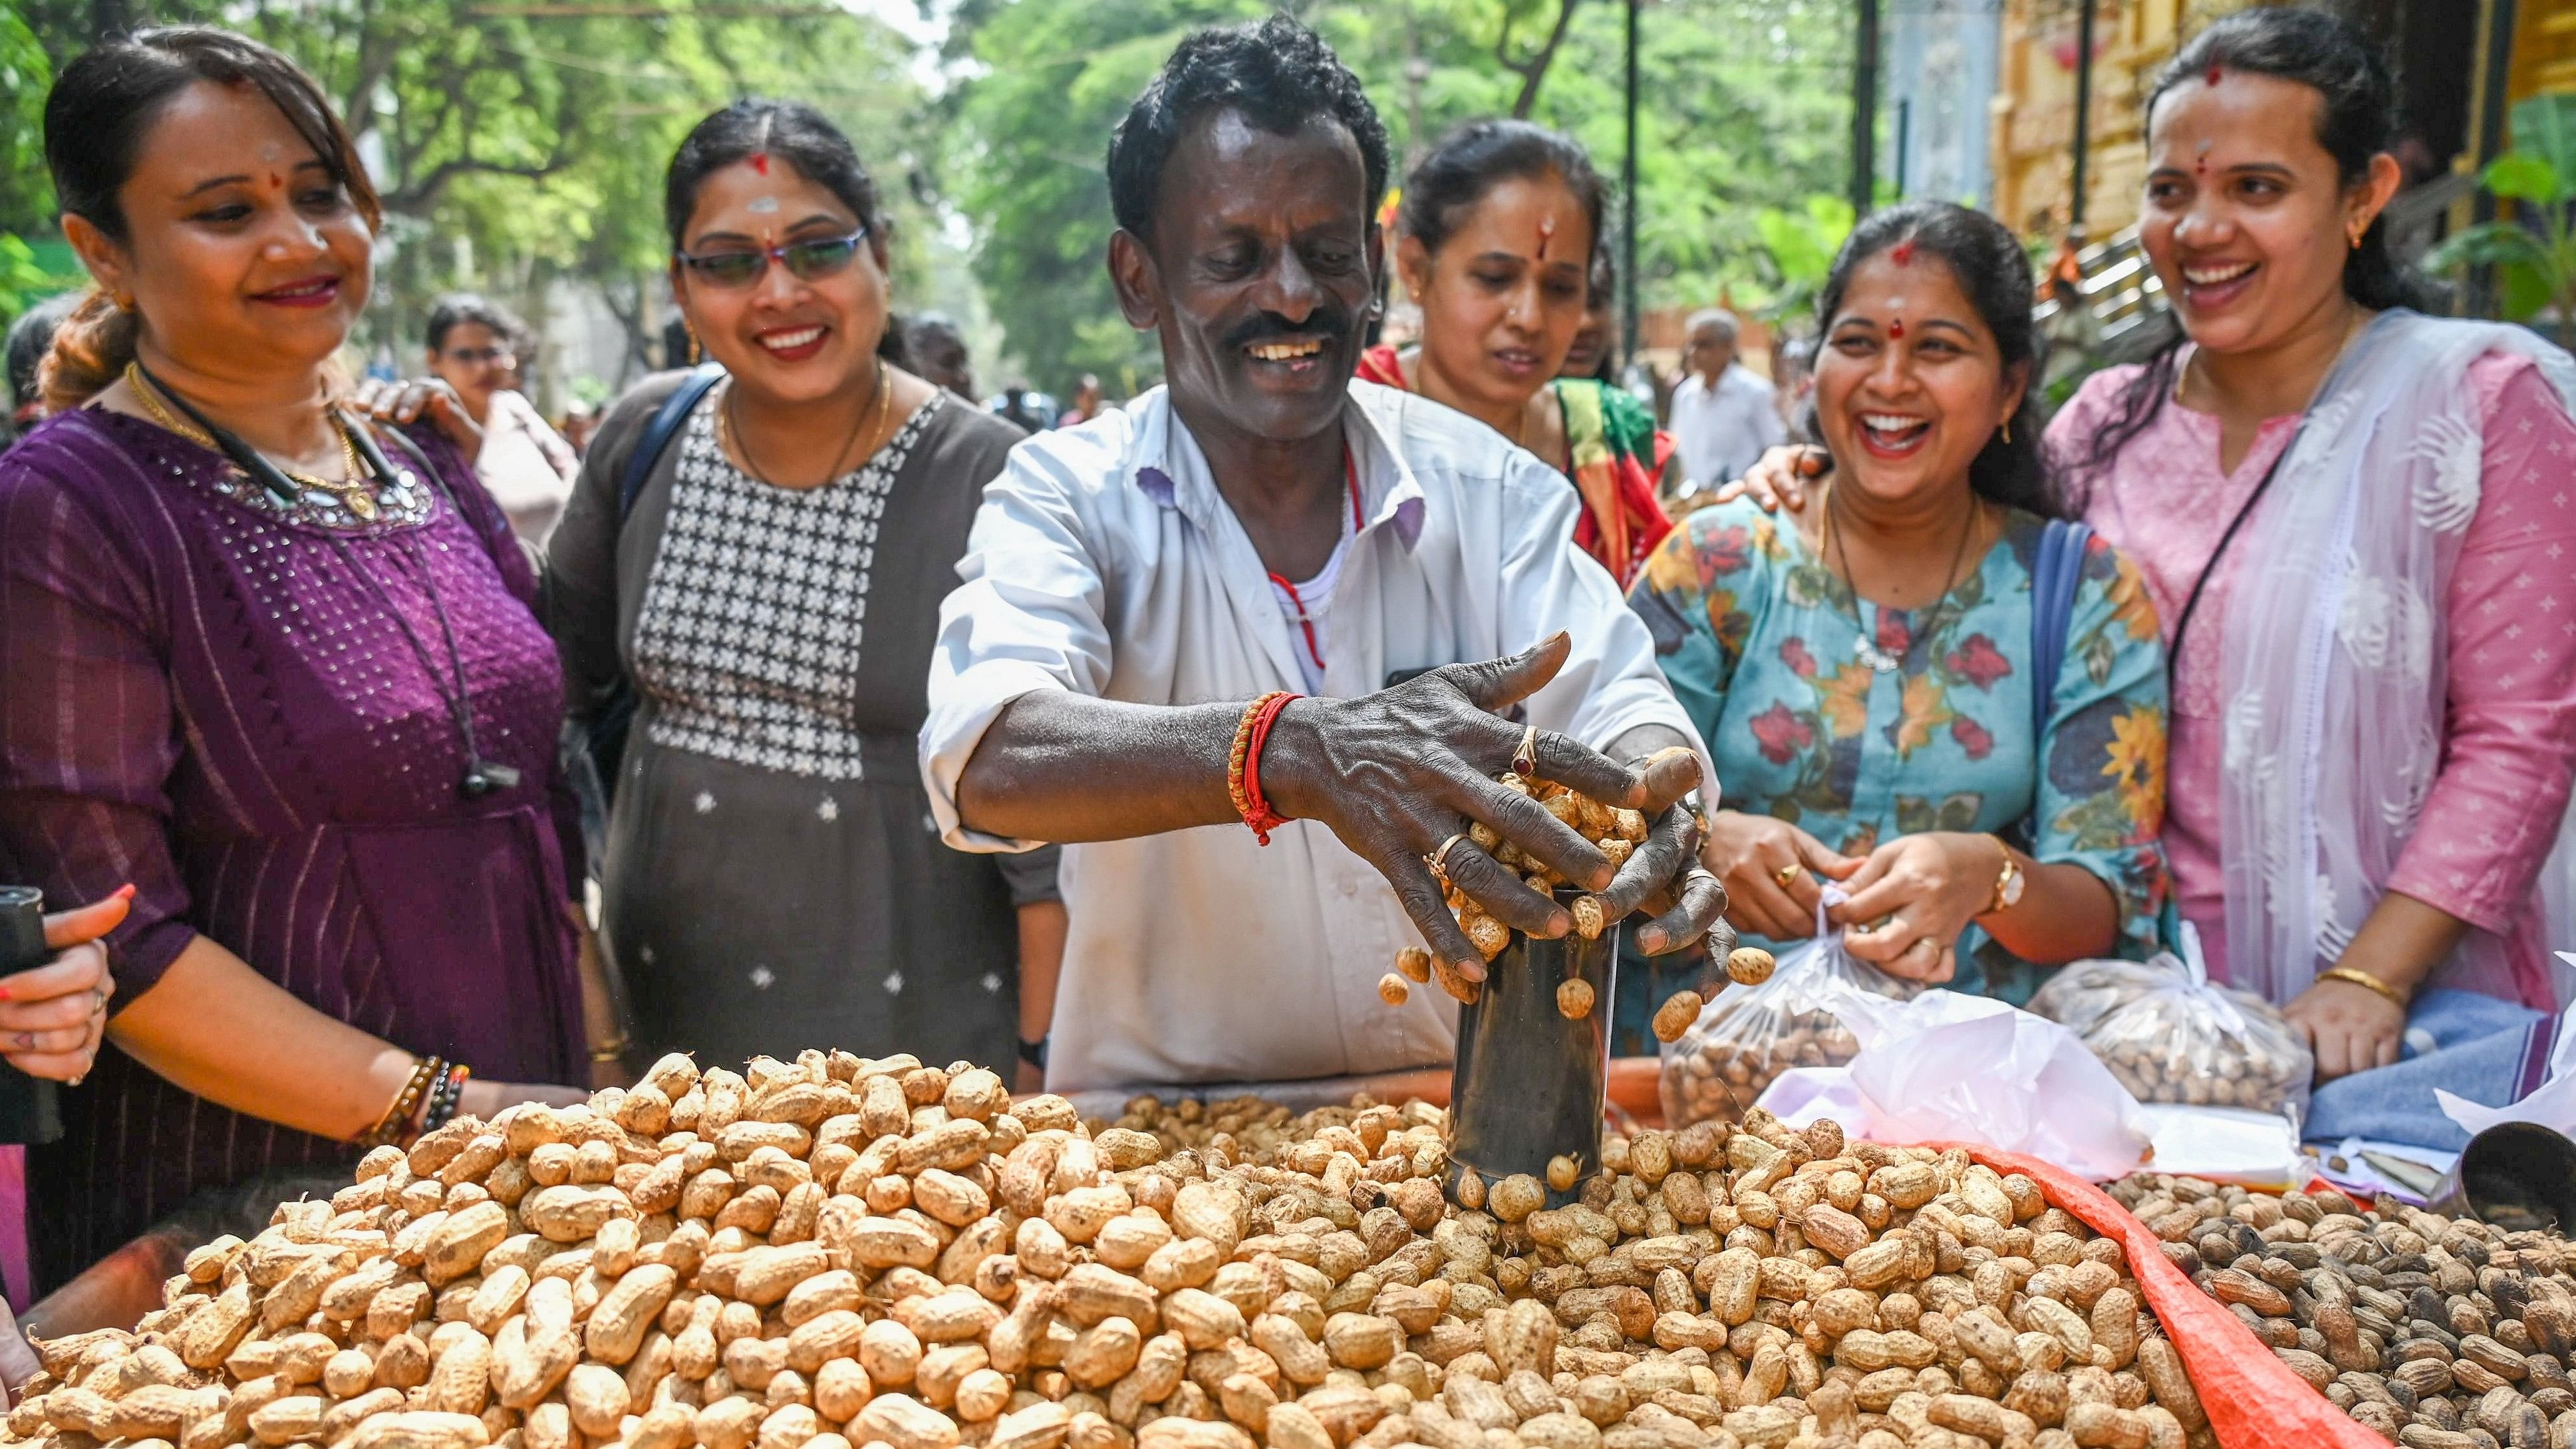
[
  {"x1": 724, "y1": 358, "x2": 890, "y2": 489},
  {"x1": 124, "y1": 363, "x2": 380, "y2": 519}
]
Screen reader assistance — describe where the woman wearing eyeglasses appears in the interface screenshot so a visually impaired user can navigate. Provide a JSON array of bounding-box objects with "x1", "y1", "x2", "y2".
[
  {"x1": 547, "y1": 99, "x2": 1060, "y2": 1078},
  {"x1": 423, "y1": 293, "x2": 577, "y2": 546}
]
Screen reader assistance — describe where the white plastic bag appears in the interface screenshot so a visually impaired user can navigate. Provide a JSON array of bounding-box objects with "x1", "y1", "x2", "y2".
[
  {"x1": 1756, "y1": 988, "x2": 2158, "y2": 1180},
  {"x1": 2027, "y1": 922, "x2": 2312, "y2": 1126},
  {"x1": 1658, "y1": 886, "x2": 1920, "y2": 1128}
]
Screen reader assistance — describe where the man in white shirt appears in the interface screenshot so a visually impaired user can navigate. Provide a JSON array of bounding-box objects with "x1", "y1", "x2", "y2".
[
  {"x1": 1666, "y1": 309, "x2": 1785, "y2": 491},
  {"x1": 920, "y1": 15, "x2": 1728, "y2": 1093}
]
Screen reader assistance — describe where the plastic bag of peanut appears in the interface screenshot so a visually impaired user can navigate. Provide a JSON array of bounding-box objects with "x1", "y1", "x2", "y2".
[
  {"x1": 2027, "y1": 934, "x2": 2312, "y2": 1126},
  {"x1": 1657, "y1": 898, "x2": 1919, "y2": 1130}
]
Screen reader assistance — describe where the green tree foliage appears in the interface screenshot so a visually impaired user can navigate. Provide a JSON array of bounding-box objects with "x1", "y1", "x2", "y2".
[
  {"x1": 8, "y1": 0, "x2": 935, "y2": 380},
  {"x1": 946, "y1": 0, "x2": 1854, "y2": 392}
]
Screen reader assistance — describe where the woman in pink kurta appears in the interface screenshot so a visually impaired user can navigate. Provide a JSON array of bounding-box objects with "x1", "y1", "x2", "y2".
[{"x1": 2056, "y1": 350, "x2": 2576, "y2": 1003}]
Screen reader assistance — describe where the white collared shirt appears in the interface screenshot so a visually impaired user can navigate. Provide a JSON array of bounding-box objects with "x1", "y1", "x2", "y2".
[
  {"x1": 921, "y1": 381, "x2": 1703, "y2": 1093},
  {"x1": 1668, "y1": 363, "x2": 1785, "y2": 491}
]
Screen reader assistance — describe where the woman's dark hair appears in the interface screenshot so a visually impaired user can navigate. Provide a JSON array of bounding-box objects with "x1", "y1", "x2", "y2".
[
  {"x1": 1106, "y1": 14, "x2": 1390, "y2": 246},
  {"x1": 1812, "y1": 200, "x2": 2058, "y2": 519},
  {"x1": 1397, "y1": 119, "x2": 1606, "y2": 264},
  {"x1": 425, "y1": 293, "x2": 525, "y2": 354},
  {"x1": 1586, "y1": 248, "x2": 1616, "y2": 313},
  {"x1": 39, "y1": 27, "x2": 382, "y2": 410},
  {"x1": 664, "y1": 98, "x2": 885, "y2": 252},
  {"x1": 2068, "y1": 5, "x2": 2427, "y2": 497}
]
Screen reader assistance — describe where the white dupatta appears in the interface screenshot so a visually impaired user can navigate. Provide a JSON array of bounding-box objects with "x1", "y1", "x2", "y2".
[{"x1": 2220, "y1": 309, "x2": 2576, "y2": 1009}]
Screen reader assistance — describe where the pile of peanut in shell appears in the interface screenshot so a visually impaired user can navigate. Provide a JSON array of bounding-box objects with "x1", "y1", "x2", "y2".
[
  {"x1": 2110, "y1": 1172, "x2": 2576, "y2": 1448},
  {"x1": 12, "y1": 1053, "x2": 2210, "y2": 1449}
]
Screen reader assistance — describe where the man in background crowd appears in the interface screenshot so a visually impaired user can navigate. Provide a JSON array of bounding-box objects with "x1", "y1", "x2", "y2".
[{"x1": 1665, "y1": 307, "x2": 1782, "y2": 491}]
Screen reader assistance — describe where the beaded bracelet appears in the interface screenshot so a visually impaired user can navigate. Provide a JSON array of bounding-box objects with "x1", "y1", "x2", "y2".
[
  {"x1": 420, "y1": 1063, "x2": 471, "y2": 1136},
  {"x1": 1226, "y1": 691, "x2": 1298, "y2": 845}
]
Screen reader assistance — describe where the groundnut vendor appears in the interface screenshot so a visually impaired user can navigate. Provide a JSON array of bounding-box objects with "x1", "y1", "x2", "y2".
[{"x1": 921, "y1": 15, "x2": 1728, "y2": 1093}]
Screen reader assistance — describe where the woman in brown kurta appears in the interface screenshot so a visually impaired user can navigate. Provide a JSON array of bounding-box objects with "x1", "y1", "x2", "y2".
[{"x1": 548, "y1": 99, "x2": 1052, "y2": 1074}]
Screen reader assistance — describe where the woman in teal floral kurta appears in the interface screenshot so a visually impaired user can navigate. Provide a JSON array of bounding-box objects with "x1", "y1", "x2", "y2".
[{"x1": 1618, "y1": 203, "x2": 2168, "y2": 1044}]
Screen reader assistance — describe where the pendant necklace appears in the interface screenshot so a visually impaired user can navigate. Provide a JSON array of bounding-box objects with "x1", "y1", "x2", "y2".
[
  {"x1": 1825, "y1": 483, "x2": 1978, "y2": 675},
  {"x1": 132, "y1": 360, "x2": 517, "y2": 799}
]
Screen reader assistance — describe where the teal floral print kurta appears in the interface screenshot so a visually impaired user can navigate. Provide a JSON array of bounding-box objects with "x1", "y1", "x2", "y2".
[{"x1": 1625, "y1": 497, "x2": 2171, "y2": 1013}]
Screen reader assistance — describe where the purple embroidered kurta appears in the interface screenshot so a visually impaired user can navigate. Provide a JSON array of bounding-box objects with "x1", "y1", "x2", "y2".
[{"x1": 0, "y1": 407, "x2": 583, "y2": 1291}]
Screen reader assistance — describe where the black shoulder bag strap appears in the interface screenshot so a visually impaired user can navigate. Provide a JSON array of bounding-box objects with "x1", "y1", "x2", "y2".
[{"x1": 581, "y1": 364, "x2": 726, "y2": 813}]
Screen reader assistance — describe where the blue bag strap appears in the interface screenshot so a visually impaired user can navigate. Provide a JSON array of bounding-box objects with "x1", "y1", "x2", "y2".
[
  {"x1": 2028, "y1": 519, "x2": 2092, "y2": 747},
  {"x1": 618, "y1": 363, "x2": 725, "y2": 523}
]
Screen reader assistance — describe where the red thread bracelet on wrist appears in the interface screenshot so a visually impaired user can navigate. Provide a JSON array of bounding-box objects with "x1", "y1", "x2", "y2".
[{"x1": 1236, "y1": 692, "x2": 1300, "y2": 845}]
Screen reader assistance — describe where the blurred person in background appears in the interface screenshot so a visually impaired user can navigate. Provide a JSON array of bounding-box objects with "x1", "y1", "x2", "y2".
[
  {"x1": 1059, "y1": 373, "x2": 1104, "y2": 426},
  {"x1": 1770, "y1": 329, "x2": 1816, "y2": 432},
  {"x1": 5, "y1": 295, "x2": 80, "y2": 450},
  {"x1": 1558, "y1": 249, "x2": 1618, "y2": 384},
  {"x1": 424, "y1": 293, "x2": 577, "y2": 545},
  {"x1": 1667, "y1": 307, "x2": 1783, "y2": 491},
  {"x1": 992, "y1": 384, "x2": 1054, "y2": 434},
  {"x1": 1, "y1": 26, "x2": 598, "y2": 1292},
  {"x1": 1357, "y1": 119, "x2": 1673, "y2": 585},
  {"x1": 905, "y1": 313, "x2": 978, "y2": 401},
  {"x1": 548, "y1": 98, "x2": 1060, "y2": 1083},
  {"x1": 560, "y1": 402, "x2": 600, "y2": 458}
]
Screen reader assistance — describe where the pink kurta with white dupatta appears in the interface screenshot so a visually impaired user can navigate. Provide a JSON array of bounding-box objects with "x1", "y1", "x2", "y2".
[{"x1": 2052, "y1": 311, "x2": 2576, "y2": 1011}]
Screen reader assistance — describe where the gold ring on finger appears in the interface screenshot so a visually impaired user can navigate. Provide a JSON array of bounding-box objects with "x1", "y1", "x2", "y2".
[
  {"x1": 1426, "y1": 832, "x2": 1471, "y2": 888},
  {"x1": 1512, "y1": 724, "x2": 1539, "y2": 779},
  {"x1": 1774, "y1": 862, "x2": 1802, "y2": 890}
]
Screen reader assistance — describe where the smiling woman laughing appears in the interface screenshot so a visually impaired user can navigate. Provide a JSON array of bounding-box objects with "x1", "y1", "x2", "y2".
[{"x1": 1624, "y1": 201, "x2": 2172, "y2": 1014}]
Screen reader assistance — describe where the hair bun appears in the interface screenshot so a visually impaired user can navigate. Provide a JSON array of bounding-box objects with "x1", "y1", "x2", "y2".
[{"x1": 37, "y1": 288, "x2": 136, "y2": 415}]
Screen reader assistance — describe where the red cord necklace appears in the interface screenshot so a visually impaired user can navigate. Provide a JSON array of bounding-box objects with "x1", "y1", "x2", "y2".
[{"x1": 1266, "y1": 450, "x2": 1363, "y2": 676}]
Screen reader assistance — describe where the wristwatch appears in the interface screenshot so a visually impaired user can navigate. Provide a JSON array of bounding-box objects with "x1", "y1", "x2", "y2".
[{"x1": 1984, "y1": 840, "x2": 2025, "y2": 917}]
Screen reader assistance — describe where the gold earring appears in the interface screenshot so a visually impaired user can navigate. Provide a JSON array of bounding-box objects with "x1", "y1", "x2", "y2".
[
  {"x1": 2001, "y1": 418, "x2": 2013, "y2": 444},
  {"x1": 115, "y1": 293, "x2": 134, "y2": 312},
  {"x1": 686, "y1": 326, "x2": 702, "y2": 366}
]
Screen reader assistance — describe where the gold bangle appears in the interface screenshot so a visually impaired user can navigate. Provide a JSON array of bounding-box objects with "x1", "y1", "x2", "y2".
[
  {"x1": 2317, "y1": 967, "x2": 2409, "y2": 1009},
  {"x1": 358, "y1": 1055, "x2": 440, "y2": 1148}
]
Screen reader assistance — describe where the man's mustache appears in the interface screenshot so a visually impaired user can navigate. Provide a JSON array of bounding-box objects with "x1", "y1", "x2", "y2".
[{"x1": 1221, "y1": 307, "x2": 1353, "y2": 352}]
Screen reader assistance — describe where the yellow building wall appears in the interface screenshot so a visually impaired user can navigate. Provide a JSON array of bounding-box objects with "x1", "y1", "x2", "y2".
[
  {"x1": 2509, "y1": 0, "x2": 2576, "y2": 105},
  {"x1": 1989, "y1": 0, "x2": 2267, "y2": 241}
]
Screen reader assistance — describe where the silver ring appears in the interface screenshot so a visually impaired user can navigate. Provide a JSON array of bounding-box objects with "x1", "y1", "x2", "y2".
[{"x1": 1513, "y1": 725, "x2": 1539, "y2": 779}]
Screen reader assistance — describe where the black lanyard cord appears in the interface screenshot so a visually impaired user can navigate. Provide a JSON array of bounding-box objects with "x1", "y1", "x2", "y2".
[
  {"x1": 132, "y1": 368, "x2": 516, "y2": 800},
  {"x1": 2162, "y1": 430, "x2": 2299, "y2": 679}
]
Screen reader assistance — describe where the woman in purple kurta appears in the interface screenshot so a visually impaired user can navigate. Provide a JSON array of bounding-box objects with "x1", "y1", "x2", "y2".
[{"x1": 0, "y1": 27, "x2": 588, "y2": 1290}]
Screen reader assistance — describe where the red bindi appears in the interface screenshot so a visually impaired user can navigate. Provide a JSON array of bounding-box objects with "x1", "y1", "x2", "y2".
[
  {"x1": 1890, "y1": 239, "x2": 1917, "y2": 266},
  {"x1": 1888, "y1": 319, "x2": 1906, "y2": 339},
  {"x1": 1536, "y1": 215, "x2": 1557, "y2": 261},
  {"x1": 750, "y1": 152, "x2": 770, "y2": 176},
  {"x1": 2206, "y1": 63, "x2": 2223, "y2": 86},
  {"x1": 268, "y1": 172, "x2": 283, "y2": 190}
]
